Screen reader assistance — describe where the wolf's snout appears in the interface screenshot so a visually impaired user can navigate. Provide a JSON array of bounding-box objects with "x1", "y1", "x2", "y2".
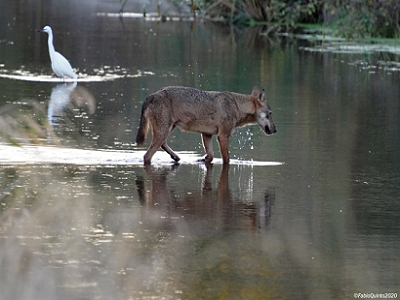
[{"x1": 265, "y1": 126, "x2": 277, "y2": 135}]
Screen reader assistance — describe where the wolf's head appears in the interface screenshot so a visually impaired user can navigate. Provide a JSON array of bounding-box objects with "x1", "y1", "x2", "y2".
[{"x1": 252, "y1": 86, "x2": 277, "y2": 136}]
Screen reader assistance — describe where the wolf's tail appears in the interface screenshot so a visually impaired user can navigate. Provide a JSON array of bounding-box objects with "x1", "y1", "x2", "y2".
[{"x1": 135, "y1": 95, "x2": 153, "y2": 145}]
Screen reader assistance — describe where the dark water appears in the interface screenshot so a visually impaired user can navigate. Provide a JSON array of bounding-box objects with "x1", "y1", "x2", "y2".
[{"x1": 1, "y1": 1, "x2": 400, "y2": 299}]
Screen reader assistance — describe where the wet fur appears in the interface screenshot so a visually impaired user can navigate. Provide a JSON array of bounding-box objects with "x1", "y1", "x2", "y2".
[{"x1": 136, "y1": 86, "x2": 276, "y2": 164}]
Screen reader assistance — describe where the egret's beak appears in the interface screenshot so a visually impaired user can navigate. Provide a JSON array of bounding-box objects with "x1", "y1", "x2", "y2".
[{"x1": 37, "y1": 28, "x2": 44, "y2": 32}]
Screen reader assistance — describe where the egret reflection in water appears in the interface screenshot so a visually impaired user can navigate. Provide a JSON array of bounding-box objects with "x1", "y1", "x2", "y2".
[
  {"x1": 48, "y1": 82, "x2": 77, "y2": 126},
  {"x1": 48, "y1": 83, "x2": 96, "y2": 140}
]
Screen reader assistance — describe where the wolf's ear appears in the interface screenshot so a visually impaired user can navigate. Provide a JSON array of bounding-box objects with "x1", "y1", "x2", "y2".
[
  {"x1": 251, "y1": 86, "x2": 260, "y2": 96},
  {"x1": 259, "y1": 88, "x2": 266, "y2": 102},
  {"x1": 254, "y1": 88, "x2": 266, "y2": 104}
]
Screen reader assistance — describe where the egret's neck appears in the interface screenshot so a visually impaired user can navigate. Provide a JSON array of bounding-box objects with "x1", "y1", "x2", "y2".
[{"x1": 46, "y1": 31, "x2": 56, "y2": 59}]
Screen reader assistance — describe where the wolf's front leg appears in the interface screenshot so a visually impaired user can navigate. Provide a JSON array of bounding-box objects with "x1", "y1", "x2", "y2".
[{"x1": 217, "y1": 133, "x2": 230, "y2": 164}]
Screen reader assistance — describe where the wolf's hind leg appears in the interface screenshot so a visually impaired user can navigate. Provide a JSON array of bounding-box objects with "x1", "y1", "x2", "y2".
[
  {"x1": 143, "y1": 139, "x2": 162, "y2": 164},
  {"x1": 200, "y1": 133, "x2": 214, "y2": 163},
  {"x1": 162, "y1": 143, "x2": 180, "y2": 163},
  {"x1": 143, "y1": 123, "x2": 170, "y2": 164},
  {"x1": 161, "y1": 124, "x2": 180, "y2": 162}
]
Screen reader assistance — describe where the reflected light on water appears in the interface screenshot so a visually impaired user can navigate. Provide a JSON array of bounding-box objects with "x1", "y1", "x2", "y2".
[
  {"x1": 0, "y1": 144, "x2": 283, "y2": 166},
  {"x1": 0, "y1": 67, "x2": 155, "y2": 82},
  {"x1": 0, "y1": 162, "x2": 280, "y2": 300}
]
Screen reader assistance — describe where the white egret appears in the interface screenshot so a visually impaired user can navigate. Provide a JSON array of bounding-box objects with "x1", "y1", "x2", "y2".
[{"x1": 39, "y1": 25, "x2": 77, "y2": 79}]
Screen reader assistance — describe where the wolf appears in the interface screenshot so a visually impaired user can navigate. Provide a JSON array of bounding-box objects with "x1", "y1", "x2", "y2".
[{"x1": 135, "y1": 86, "x2": 276, "y2": 164}]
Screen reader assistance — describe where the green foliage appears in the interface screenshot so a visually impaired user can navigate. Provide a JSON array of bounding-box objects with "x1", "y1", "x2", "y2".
[
  {"x1": 325, "y1": 0, "x2": 400, "y2": 38},
  {"x1": 198, "y1": 0, "x2": 320, "y2": 28},
  {"x1": 197, "y1": 0, "x2": 400, "y2": 38},
  {"x1": 270, "y1": 0, "x2": 319, "y2": 30}
]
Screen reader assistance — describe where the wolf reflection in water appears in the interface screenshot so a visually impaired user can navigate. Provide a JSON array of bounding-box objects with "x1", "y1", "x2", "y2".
[{"x1": 136, "y1": 164, "x2": 275, "y2": 230}]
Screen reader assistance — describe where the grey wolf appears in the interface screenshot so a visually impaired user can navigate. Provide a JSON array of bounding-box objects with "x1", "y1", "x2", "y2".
[{"x1": 136, "y1": 86, "x2": 276, "y2": 164}]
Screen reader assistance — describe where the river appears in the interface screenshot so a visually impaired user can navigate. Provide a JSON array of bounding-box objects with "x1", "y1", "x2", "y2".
[{"x1": 0, "y1": 1, "x2": 399, "y2": 299}]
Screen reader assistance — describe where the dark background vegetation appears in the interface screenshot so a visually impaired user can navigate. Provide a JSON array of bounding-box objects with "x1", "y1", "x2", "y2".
[{"x1": 197, "y1": 0, "x2": 400, "y2": 38}]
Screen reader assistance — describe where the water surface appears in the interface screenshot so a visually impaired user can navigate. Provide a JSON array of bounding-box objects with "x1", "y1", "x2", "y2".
[{"x1": 0, "y1": 1, "x2": 399, "y2": 299}]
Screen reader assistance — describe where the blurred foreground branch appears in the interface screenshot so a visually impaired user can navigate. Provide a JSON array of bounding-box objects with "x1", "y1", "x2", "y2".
[{"x1": 0, "y1": 99, "x2": 52, "y2": 146}]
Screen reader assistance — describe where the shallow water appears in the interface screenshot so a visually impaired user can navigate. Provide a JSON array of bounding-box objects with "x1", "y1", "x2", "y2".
[{"x1": 0, "y1": 1, "x2": 400, "y2": 299}]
